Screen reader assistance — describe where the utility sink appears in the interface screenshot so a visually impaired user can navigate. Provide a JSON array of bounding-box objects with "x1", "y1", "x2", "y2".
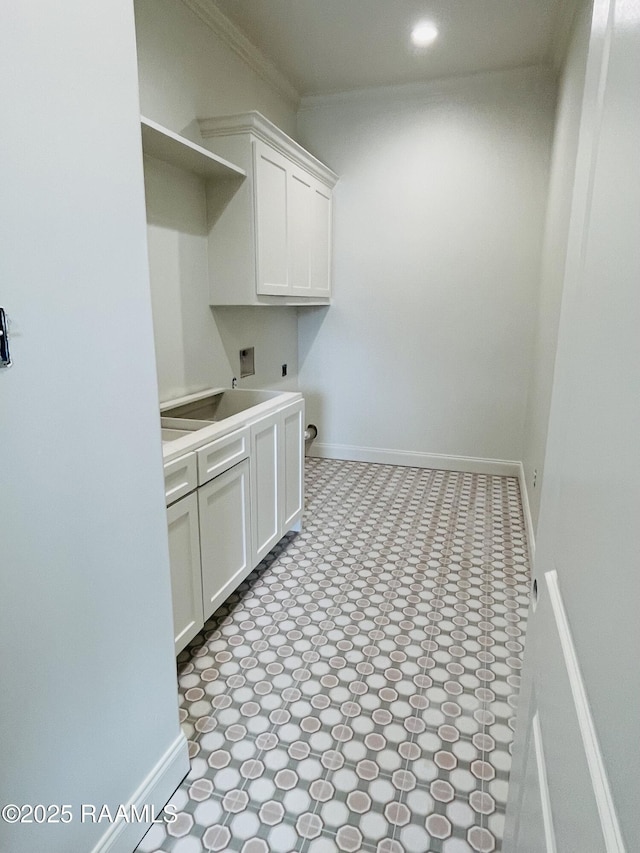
[
  {"x1": 161, "y1": 427, "x2": 196, "y2": 443},
  {"x1": 161, "y1": 389, "x2": 281, "y2": 422}
]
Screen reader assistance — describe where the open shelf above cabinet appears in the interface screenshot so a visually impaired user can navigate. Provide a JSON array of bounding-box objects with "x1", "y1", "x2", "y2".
[{"x1": 140, "y1": 116, "x2": 246, "y2": 181}]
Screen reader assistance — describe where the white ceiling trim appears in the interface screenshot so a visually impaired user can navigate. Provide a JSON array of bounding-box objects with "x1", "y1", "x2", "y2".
[
  {"x1": 298, "y1": 64, "x2": 552, "y2": 112},
  {"x1": 198, "y1": 111, "x2": 338, "y2": 185},
  {"x1": 180, "y1": 0, "x2": 300, "y2": 108}
]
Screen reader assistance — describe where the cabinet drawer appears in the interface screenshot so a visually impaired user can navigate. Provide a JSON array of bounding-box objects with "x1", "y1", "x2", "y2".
[
  {"x1": 163, "y1": 452, "x2": 197, "y2": 506},
  {"x1": 197, "y1": 426, "x2": 250, "y2": 484}
]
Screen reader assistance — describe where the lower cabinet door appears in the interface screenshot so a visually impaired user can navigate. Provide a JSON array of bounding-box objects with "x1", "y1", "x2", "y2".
[
  {"x1": 167, "y1": 492, "x2": 204, "y2": 655},
  {"x1": 282, "y1": 400, "x2": 304, "y2": 530},
  {"x1": 250, "y1": 411, "x2": 282, "y2": 564},
  {"x1": 199, "y1": 458, "x2": 251, "y2": 620}
]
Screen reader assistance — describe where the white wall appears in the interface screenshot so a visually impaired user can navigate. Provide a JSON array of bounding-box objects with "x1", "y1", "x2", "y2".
[
  {"x1": 0, "y1": 3, "x2": 187, "y2": 851},
  {"x1": 521, "y1": 3, "x2": 591, "y2": 531},
  {"x1": 134, "y1": 0, "x2": 296, "y2": 138},
  {"x1": 297, "y1": 67, "x2": 556, "y2": 464},
  {"x1": 135, "y1": 0, "x2": 299, "y2": 401}
]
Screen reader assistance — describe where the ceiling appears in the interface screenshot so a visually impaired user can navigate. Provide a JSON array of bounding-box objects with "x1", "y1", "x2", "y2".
[{"x1": 212, "y1": 0, "x2": 566, "y2": 98}]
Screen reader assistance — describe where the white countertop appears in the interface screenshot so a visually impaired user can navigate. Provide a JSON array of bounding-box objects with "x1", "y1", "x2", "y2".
[{"x1": 160, "y1": 388, "x2": 303, "y2": 465}]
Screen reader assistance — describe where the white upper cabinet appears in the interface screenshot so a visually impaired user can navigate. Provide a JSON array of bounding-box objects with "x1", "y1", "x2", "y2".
[{"x1": 199, "y1": 112, "x2": 338, "y2": 306}]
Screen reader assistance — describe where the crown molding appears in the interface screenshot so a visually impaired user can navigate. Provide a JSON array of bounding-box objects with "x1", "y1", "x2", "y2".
[
  {"x1": 199, "y1": 111, "x2": 338, "y2": 187},
  {"x1": 180, "y1": 0, "x2": 300, "y2": 109},
  {"x1": 299, "y1": 64, "x2": 552, "y2": 112}
]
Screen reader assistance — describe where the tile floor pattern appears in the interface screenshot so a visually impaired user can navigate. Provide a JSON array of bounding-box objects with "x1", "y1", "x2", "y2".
[{"x1": 137, "y1": 459, "x2": 530, "y2": 853}]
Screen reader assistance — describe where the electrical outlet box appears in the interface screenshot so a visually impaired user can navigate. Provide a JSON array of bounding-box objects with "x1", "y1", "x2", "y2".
[{"x1": 239, "y1": 347, "x2": 255, "y2": 378}]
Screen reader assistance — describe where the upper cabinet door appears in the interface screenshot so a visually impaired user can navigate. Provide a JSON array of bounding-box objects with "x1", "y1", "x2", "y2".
[
  {"x1": 254, "y1": 137, "x2": 333, "y2": 300},
  {"x1": 287, "y1": 168, "x2": 333, "y2": 299},
  {"x1": 309, "y1": 179, "x2": 332, "y2": 298},
  {"x1": 288, "y1": 167, "x2": 312, "y2": 296},
  {"x1": 254, "y1": 140, "x2": 289, "y2": 295}
]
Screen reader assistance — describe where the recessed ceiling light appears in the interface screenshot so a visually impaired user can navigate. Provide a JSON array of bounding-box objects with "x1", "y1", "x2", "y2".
[{"x1": 411, "y1": 20, "x2": 438, "y2": 47}]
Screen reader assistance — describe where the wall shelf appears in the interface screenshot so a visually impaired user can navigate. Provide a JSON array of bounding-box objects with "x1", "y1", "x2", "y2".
[{"x1": 141, "y1": 116, "x2": 246, "y2": 181}]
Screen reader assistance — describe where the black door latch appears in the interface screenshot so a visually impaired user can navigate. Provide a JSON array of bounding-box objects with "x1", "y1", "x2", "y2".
[{"x1": 0, "y1": 307, "x2": 12, "y2": 368}]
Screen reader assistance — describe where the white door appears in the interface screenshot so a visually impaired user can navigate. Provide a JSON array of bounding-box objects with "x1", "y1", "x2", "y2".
[
  {"x1": 0, "y1": 4, "x2": 189, "y2": 851},
  {"x1": 198, "y1": 459, "x2": 251, "y2": 620},
  {"x1": 281, "y1": 401, "x2": 304, "y2": 530},
  {"x1": 254, "y1": 140, "x2": 289, "y2": 295},
  {"x1": 167, "y1": 493, "x2": 204, "y2": 654},
  {"x1": 504, "y1": 0, "x2": 639, "y2": 849},
  {"x1": 251, "y1": 411, "x2": 283, "y2": 563}
]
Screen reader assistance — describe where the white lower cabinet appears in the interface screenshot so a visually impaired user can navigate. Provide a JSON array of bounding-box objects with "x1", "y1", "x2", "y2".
[
  {"x1": 199, "y1": 458, "x2": 251, "y2": 620},
  {"x1": 164, "y1": 395, "x2": 304, "y2": 655},
  {"x1": 251, "y1": 399, "x2": 304, "y2": 564},
  {"x1": 167, "y1": 493, "x2": 204, "y2": 655}
]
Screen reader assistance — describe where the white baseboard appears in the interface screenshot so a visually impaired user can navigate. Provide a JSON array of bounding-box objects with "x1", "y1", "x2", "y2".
[
  {"x1": 92, "y1": 731, "x2": 189, "y2": 853},
  {"x1": 518, "y1": 461, "x2": 536, "y2": 564},
  {"x1": 308, "y1": 442, "x2": 521, "y2": 477}
]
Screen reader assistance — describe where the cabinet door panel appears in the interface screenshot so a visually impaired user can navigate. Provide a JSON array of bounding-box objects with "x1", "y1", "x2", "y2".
[
  {"x1": 254, "y1": 140, "x2": 289, "y2": 295},
  {"x1": 288, "y1": 169, "x2": 312, "y2": 296},
  {"x1": 282, "y1": 402, "x2": 304, "y2": 530},
  {"x1": 167, "y1": 493, "x2": 204, "y2": 654},
  {"x1": 309, "y1": 181, "x2": 332, "y2": 297},
  {"x1": 199, "y1": 459, "x2": 251, "y2": 619},
  {"x1": 251, "y1": 412, "x2": 282, "y2": 563}
]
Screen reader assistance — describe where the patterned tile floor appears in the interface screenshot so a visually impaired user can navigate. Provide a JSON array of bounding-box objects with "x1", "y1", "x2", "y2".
[{"x1": 137, "y1": 458, "x2": 530, "y2": 853}]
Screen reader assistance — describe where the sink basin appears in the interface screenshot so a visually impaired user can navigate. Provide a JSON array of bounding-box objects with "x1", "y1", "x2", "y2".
[
  {"x1": 161, "y1": 427, "x2": 196, "y2": 443},
  {"x1": 161, "y1": 389, "x2": 281, "y2": 422}
]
